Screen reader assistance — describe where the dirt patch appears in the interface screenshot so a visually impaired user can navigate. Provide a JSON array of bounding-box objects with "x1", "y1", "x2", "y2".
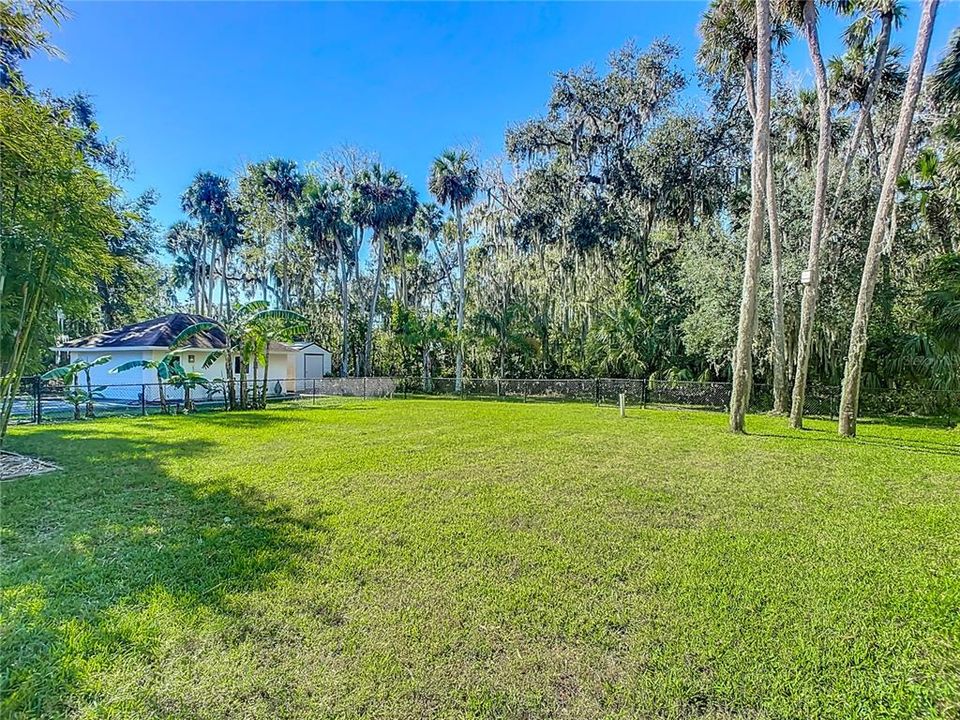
[{"x1": 0, "y1": 451, "x2": 60, "y2": 481}]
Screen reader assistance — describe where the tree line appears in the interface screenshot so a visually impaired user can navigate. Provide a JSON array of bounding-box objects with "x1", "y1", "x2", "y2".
[{"x1": 2, "y1": 0, "x2": 958, "y2": 442}]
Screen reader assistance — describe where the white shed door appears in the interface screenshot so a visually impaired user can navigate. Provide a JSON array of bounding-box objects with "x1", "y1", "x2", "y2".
[{"x1": 303, "y1": 353, "x2": 325, "y2": 379}]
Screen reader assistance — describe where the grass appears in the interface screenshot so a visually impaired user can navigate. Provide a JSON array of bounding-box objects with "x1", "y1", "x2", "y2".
[{"x1": 2, "y1": 399, "x2": 958, "y2": 719}]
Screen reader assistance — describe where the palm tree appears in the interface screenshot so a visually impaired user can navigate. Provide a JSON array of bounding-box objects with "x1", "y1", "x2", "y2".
[
  {"x1": 41, "y1": 355, "x2": 111, "y2": 419},
  {"x1": 698, "y1": 0, "x2": 792, "y2": 414},
  {"x1": 697, "y1": 0, "x2": 790, "y2": 414},
  {"x1": 788, "y1": 0, "x2": 834, "y2": 430},
  {"x1": 260, "y1": 159, "x2": 304, "y2": 310},
  {"x1": 729, "y1": 0, "x2": 772, "y2": 432},
  {"x1": 838, "y1": 0, "x2": 940, "y2": 436},
  {"x1": 429, "y1": 149, "x2": 479, "y2": 392},
  {"x1": 177, "y1": 302, "x2": 307, "y2": 409},
  {"x1": 165, "y1": 220, "x2": 203, "y2": 300},
  {"x1": 249, "y1": 310, "x2": 309, "y2": 405},
  {"x1": 827, "y1": 0, "x2": 904, "y2": 217},
  {"x1": 299, "y1": 178, "x2": 355, "y2": 376},
  {"x1": 181, "y1": 172, "x2": 233, "y2": 316},
  {"x1": 351, "y1": 164, "x2": 418, "y2": 376},
  {"x1": 932, "y1": 27, "x2": 959, "y2": 103}
]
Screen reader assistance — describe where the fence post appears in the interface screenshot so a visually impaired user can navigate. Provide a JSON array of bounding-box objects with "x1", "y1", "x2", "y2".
[
  {"x1": 595, "y1": 378, "x2": 600, "y2": 405},
  {"x1": 641, "y1": 379, "x2": 648, "y2": 408},
  {"x1": 34, "y1": 376, "x2": 42, "y2": 425},
  {"x1": 141, "y1": 384, "x2": 146, "y2": 416},
  {"x1": 619, "y1": 392, "x2": 626, "y2": 418},
  {"x1": 363, "y1": 376, "x2": 367, "y2": 399},
  {"x1": 313, "y1": 378, "x2": 317, "y2": 406}
]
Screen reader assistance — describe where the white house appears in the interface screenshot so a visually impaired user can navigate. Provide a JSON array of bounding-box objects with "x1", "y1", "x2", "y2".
[{"x1": 52, "y1": 313, "x2": 332, "y2": 404}]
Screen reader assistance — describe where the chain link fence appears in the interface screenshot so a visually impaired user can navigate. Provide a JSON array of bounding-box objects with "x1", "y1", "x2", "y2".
[{"x1": 10, "y1": 375, "x2": 958, "y2": 425}]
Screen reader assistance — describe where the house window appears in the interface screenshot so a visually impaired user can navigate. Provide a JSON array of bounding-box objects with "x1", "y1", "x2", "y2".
[
  {"x1": 234, "y1": 357, "x2": 249, "y2": 374},
  {"x1": 187, "y1": 354, "x2": 195, "y2": 364}
]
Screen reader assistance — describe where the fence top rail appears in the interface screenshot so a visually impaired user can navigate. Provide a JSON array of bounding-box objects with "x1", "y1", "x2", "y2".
[{"x1": 19, "y1": 375, "x2": 959, "y2": 398}]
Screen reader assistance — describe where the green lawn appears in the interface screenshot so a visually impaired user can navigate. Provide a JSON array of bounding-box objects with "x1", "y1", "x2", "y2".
[{"x1": 2, "y1": 400, "x2": 959, "y2": 719}]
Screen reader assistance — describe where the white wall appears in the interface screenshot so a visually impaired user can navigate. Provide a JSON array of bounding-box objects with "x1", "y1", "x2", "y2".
[
  {"x1": 67, "y1": 348, "x2": 298, "y2": 404},
  {"x1": 70, "y1": 349, "x2": 152, "y2": 389}
]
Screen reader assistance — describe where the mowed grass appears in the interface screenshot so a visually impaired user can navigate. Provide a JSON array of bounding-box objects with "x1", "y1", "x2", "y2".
[{"x1": 2, "y1": 400, "x2": 959, "y2": 719}]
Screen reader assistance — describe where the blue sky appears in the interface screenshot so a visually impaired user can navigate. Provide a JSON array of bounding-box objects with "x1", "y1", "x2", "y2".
[{"x1": 24, "y1": 1, "x2": 959, "y2": 233}]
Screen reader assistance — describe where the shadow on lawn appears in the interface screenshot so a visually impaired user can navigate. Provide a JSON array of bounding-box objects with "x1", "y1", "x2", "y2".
[
  {"x1": 1, "y1": 425, "x2": 331, "y2": 717},
  {"x1": 754, "y1": 424, "x2": 960, "y2": 459},
  {"x1": 189, "y1": 401, "x2": 380, "y2": 428}
]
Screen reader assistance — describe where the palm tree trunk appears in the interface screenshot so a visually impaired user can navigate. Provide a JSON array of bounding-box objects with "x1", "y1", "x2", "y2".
[
  {"x1": 194, "y1": 234, "x2": 206, "y2": 314},
  {"x1": 157, "y1": 374, "x2": 167, "y2": 414},
  {"x1": 864, "y1": 115, "x2": 883, "y2": 181},
  {"x1": 207, "y1": 237, "x2": 218, "y2": 318},
  {"x1": 261, "y1": 350, "x2": 271, "y2": 408},
  {"x1": 222, "y1": 252, "x2": 237, "y2": 409},
  {"x1": 746, "y1": 64, "x2": 788, "y2": 414},
  {"x1": 252, "y1": 358, "x2": 259, "y2": 408},
  {"x1": 767, "y1": 154, "x2": 788, "y2": 414},
  {"x1": 339, "y1": 241, "x2": 350, "y2": 377},
  {"x1": 729, "y1": 0, "x2": 771, "y2": 432},
  {"x1": 84, "y1": 368, "x2": 95, "y2": 418},
  {"x1": 839, "y1": 0, "x2": 939, "y2": 437},
  {"x1": 455, "y1": 206, "x2": 466, "y2": 392},
  {"x1": 364, "y1": 231, "x2": 385, "y2": 376},
  {"x1": 826, "y1": 11, "x2": 892, "y2": 234},
  {"x1": 789, "y1": 0, "x2": 831, "y2": 429}
]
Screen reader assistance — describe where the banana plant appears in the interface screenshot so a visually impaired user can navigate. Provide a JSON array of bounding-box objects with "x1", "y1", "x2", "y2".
[
  {"x1": 41, "y1": 355, "x2": 112, "y2": 419},
  {"x1": 166, "y1": 365, "x2": 210, "y2": 413},
  {"x1": 109, "y1": 323, "x2": 211, "y2": 414},
  {"x1": 186, "y1": 303, "x2": 308, "y2": 410},
  {"x1": 110, "y1": 354, "x2": 176, "y2": 414}
]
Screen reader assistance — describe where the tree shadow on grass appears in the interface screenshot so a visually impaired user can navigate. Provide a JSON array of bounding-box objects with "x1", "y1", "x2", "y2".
[
  {"x1": 1, "y1": 425, "x2": 332, "y2": 718},
  {"x1": 751, "y1": 423, "x2": 960, "y2": 459}
]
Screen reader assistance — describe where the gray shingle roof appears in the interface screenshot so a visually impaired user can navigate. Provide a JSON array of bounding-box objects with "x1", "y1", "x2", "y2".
[{"x1": 59, "y1": 313, "x2": 227, "y2": 350}]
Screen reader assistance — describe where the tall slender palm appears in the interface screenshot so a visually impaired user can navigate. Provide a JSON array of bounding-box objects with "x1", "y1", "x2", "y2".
[
  {"x1": 181, "y1": 172, "x2": 233, "y2": 317},
  {"x1": 729, "y1": 0, "x2": 772, "y2": 432},
  {"x1": 352, "y1": 164, "x2": 418, "y2": 376},
  {"x1": 827, "y1": 0, "x2": 904, "y2": 226},
  {"x1": 699, "y1": 0, "x2": 792, "y2": 413},
  {"x1": 236, "y1": 161, "x2": 279, "y2": 303},
  {"x1": 838, "y1": 0, "x2": 940, "y2": 436},
  {"x1": 429, "y1": 149, "x2": 479, "y2": 391},
  {"x1": 298, "y1": 178, "x2": 354, "y2": 376},
  {"x1": 788, "y1": 0, "x2": 833, "y2": 430},
  {"x1": 260, "y1": 159, "x2": 304, "y2": 310},
  {"x1": 165, "y1": 220, "x2": 203, "y2": 301},
  {"x1": 416, "y1": 202, "x2": 453, "y2": 299},
  {"x1": 218, "y1": 195, "x2": 241, "y2": 321},
  {"x1": 932, "y1": 27, "x2": 959, "y2": 103}
]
